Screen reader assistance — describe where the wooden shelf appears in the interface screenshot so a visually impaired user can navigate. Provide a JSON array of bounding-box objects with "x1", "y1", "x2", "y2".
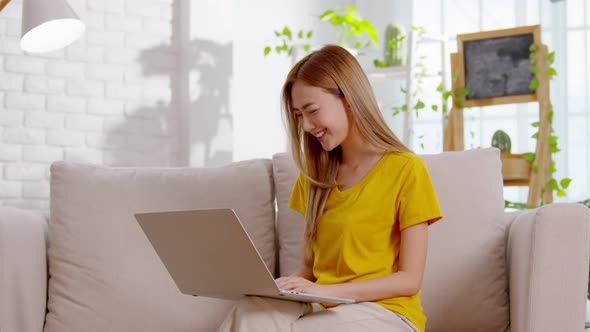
[
  {"x1": 366, "y1": 66, "x2": 409, "y2": 81},
  {"x1": 500, "y1": 153, "x2": 532, "y2": 186}
]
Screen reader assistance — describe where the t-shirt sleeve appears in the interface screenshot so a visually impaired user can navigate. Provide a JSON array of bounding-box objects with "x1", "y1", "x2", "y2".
[
  {"x1": 398, "y1": 157, "x2": 443, "y2": 230},
  {"x1": 288, "y1": 173, "x2": 307, "y2": 215}
]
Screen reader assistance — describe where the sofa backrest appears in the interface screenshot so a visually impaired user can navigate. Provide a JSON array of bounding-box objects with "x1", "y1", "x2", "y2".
[
  {"x1": 45, "y1": 159, "x2": 276, "y2": 332},
  {"x1": 272, "y1": 148, "x2": 510, "y2": 332}
]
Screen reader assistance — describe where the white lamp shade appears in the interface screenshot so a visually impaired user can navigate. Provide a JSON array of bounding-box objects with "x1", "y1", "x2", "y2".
[{"x1": 20, "y1": 0, "x2": 85, "y2": 53}]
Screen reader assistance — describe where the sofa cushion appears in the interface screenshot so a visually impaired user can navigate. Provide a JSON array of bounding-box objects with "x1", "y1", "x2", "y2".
[
  {"x1": 420, "y1": 148, "x2": 508, "y2": 332},
  {"x1": 45, "y1": 159, "x2": 275, "y2": 332},
  {"x1": 272, "y1": 148, "x2": 509, "y2": 332},
  {"x1": 272, "y1": 153, "x2": 304, "y2": 277}
]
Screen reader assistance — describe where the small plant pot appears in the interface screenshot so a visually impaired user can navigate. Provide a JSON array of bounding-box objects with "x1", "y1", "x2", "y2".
[{"x1": 500, "y1": 153, "x2": 532, "y2": 186}]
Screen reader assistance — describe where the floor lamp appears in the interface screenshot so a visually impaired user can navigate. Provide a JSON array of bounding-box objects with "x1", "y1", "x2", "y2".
[{"x1": 0, "y1": 0, "x2": 85, "y2": 53}]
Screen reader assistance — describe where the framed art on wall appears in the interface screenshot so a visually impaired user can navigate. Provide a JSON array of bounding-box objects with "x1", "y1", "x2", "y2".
[{"x1": 456, "y1": 25, "x2": 541, "y2": 107}]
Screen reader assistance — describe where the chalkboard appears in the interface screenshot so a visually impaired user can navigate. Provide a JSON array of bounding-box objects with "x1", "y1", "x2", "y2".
[
  {"x1": 463, "y1": 34, "x2": 534, "y2": 100},
  {"x1": 456, "y1": 25, "x2": 541, "y2": 107}
]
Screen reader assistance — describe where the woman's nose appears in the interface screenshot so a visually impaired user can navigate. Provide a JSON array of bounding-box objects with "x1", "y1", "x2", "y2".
[{"x1": 300, "y1": 114, "x2": 314, "y2": 132}]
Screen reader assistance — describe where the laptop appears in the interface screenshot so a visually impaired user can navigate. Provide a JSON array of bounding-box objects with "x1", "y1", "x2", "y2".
[{"x1": 134, "y1": 208, "x2": 355, "y2": 304}]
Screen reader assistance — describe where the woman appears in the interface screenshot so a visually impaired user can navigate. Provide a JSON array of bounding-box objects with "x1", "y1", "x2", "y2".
[{"x1": 218, "y1": 45, "x2": 442, "y2": 332}]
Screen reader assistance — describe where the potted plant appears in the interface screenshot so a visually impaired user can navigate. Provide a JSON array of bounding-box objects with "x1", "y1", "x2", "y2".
[
  {"x1": 318, "y1": 6, "x2": 379, "y2": 55},
  {"x1": 374, "y1": 23, "x2": 406, "y2": 68},
  {"x1": 263, "y1": 26, "x2": 313, "y2": 57},
  {"x1": 263, "y1": 6, "x2": 378, "y2": 58}
]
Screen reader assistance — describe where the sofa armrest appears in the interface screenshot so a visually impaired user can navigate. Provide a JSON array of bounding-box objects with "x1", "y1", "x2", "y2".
[
  {"x1": 507, "y1": 203, "x2": 590, "y2": 332},
  {"x1": 0, "y1": 207, "x2": 48, "y2": 332}
]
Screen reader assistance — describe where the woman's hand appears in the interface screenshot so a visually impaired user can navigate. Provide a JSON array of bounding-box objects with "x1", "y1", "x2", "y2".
[{"x1": 275, "y1": 276, "x2": 322, "y2": 294}]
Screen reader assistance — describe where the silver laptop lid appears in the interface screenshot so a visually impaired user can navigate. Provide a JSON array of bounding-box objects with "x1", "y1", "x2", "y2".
[{"x1": 135, "y1": 208, "x2": 278, "y2": 299}]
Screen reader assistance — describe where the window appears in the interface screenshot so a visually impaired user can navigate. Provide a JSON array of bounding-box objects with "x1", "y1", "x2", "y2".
[{"x1": 410, "y1": 0, "x2": 589, "y2": 204}]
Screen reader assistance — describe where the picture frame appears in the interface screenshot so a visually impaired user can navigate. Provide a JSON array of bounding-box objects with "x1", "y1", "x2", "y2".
[{"x1": 456, "y1": 25, "x2": 541, "y2": 107}]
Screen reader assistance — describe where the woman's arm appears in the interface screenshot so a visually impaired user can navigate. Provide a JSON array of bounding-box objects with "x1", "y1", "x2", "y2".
[
  {"x1": 276, "y1": 222, "x2": 428, "y2": 301},
  {"x1": 277, "y1": 247, "x2": 316, "y2": 283}
]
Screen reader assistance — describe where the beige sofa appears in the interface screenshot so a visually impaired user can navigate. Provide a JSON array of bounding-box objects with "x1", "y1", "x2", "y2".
[{"x1": 1, "y1": 148, "x2": 589, "y2": 332}]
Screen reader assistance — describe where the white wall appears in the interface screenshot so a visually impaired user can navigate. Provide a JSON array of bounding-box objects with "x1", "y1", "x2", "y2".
[
  {"x1": 0, "y1": 0, "x2": 178, "y2": 211},
  {"x1": 185, "y1": 0, "x2": 352, "y2": 165},
  {"x1": 0, "y1": 0, "x2": 359, "y2": 210}
]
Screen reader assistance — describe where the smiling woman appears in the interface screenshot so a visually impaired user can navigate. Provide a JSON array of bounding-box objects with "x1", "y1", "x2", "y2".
[{"x1": 216, "y1": 45, "x2": 443, "y2": 332}]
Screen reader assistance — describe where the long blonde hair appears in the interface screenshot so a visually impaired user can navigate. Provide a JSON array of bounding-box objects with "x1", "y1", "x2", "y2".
[{"x1": 281, "y1": 45, "x2": 410, "y2": 253}]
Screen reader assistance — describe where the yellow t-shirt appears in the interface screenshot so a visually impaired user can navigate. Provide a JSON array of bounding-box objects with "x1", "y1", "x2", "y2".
[{"x1": 288, "y1": 151, "x2": 442, "y2": 332}]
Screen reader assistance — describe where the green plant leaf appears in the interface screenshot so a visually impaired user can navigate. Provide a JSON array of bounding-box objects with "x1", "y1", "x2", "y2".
[
  {"x1": 274, "y1": 30, "x2": 281, "y2": 37},
  {"x1": 548, "y1": 111, "x2": 554, "y2": 123},
  {"x1": 529, "y1": 52, "x2": 536, "y2": 63},
  {"x1": 307, "y1": 30, "x2": 313, "y2": 38},
  {"x1": 529, "y1": 77, "x2": 539, "y2": 90},
  {"x1": 431, "y1": 105, "x2": 438, "y2": 111},
  {"x1": 557, "y1": 189, "x2": 567, "y2": 197},
  {"x1": 442, "y1": 91, "x2": 452, "y2": 100},
  {"x1": 319, "y1": 10, "x2": 336, "y2": 22},
  {"x1": 452, "y1": 69, "x2": 459, "y2": 82},
  {"x1": 550, "y1": 146, "x2": 561, "y2": 153},
  {"x1": 297, "y1": 30, "x2": 303, "y2": 39},
  {"x1": 547, "y1": 67, "x2": 557, "y2": 77},
  {"x1": 529, "y1": 43, "x2": 537, "y2": 52},
  {"x1": 549, "y1": 162, "x2": 557, "y2": 174},
  {"x1": 456, "y1": 87, "x2": 470, "y2": 97},
  {"x1": 560, "y1": 178, "x2": 572, "y2": 189},
  {"x1": 414, "y1": 100, "x2": 425, "y2": 110},
  {"x1": 532, "y1": 165, "x2": 539, "y2": 173},
  {"x1": 365, "y1": 22, "x2": 379, "y2": 47},
  {"x1": 548, "y1": 51, "x2": 555, "y2": 64},
  {"x1": 523, "y1": 152, "x2": 536, "y2": 162},
  {"x1": 531, "y1": 121, "x2": 540, "y2": 128},
  {"x1": 529, "y1": 65, "x2": 539, "y2": 74},
  {"x1": 505, "y1": 200, "x2": 531, "y2": 210},
  {"x1": 548, "y1": 178, "x2": 559, "y2": 190},
  {"x1": 400, "y1": 86, "x2": 407, "y2": 94},
  {"x1": 264, "y1": 46, "x2": 271, "y2": 56},
  {"x1": 275, "y1": 46, "x2": 281, "y2": 53},
  {"x1": 282, "y1": 26, "x2": 292, "y2": 40},
  {"x1": 303, "y1": 44, "x2": 310, "y2": 53},
  {"x1": 436, "y1": 83, "x2": 444, "y2": 92},
  {"x1": 288, "y1": 47, "x2": 293, "y2": 56},
  {"x1": 531, "y1": 132, "x2": 539, "y2": 139},
  {"x1": 401, "y1": 104, "x2": 408, "y2": 111},
  {"x1": 548, "y1": 135, "x2": 558, "y2": 145}
]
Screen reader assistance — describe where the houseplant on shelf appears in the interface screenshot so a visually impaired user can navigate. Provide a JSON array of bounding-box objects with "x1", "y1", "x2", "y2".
[
  {"x1": 374, "y1": 23, "x2": 406, "y2": 68},
  {"x1": 319, "y1": 6, "x2": 379, "y2": 55},
  {"x1": 263, "y1": 6, "x2": 378, "y2": 59},
  {"x1": 263, "y1": 26, "x2": 313, "y2": 57}
]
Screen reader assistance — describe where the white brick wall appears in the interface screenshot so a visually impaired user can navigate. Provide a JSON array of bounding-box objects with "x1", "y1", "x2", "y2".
[{"x1": 0, "y1": 0, "x2": 177, "y2": 211}]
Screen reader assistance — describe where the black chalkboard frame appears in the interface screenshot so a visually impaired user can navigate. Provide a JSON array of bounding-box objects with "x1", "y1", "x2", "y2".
[{"x1": 456, "y1": 25, "x2": 541, "y2": 108}]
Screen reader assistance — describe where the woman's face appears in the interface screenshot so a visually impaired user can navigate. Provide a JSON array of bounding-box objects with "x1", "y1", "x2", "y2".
[{"x1": 291, "y1": 80, "x2": 351, "y2": 151}]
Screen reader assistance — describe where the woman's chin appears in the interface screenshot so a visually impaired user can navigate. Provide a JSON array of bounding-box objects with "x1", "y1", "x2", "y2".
[{"x1": 320, "y1": 141, "x2": 336, "y2": 151}]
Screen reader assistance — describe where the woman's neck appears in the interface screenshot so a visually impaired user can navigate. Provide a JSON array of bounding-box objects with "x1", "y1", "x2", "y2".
[{"x1": 340, "y1": 130, "x2": 385, "y2": 169}]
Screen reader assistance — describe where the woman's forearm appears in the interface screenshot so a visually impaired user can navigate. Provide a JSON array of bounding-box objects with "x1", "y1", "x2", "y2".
[{"x1": 322, "y1": 271, "x2": 421, "y2": 302}]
